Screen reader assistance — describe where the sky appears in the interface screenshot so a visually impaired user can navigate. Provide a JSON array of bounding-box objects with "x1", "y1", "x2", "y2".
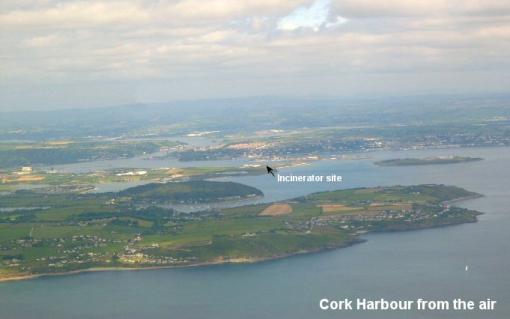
[{"x1": 1, "y1": 0, "x2": 510, "y2": 111}]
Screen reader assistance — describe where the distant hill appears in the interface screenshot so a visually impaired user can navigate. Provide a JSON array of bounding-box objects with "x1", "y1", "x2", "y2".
[
  {"x1": 375, "y1": 156, "x2": 483, "y2": 166},
  {"x1": 1, "y1": 94, "x2": 509, "y2": 140}
]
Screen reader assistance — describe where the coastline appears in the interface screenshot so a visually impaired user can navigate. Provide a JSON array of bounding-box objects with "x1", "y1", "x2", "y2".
[
  {"x1": 0, "y1": 238, "x2": 364, "y2": 283},
  {"x1": 442, "y1": 193, "x2": 483, "y2": 205}
]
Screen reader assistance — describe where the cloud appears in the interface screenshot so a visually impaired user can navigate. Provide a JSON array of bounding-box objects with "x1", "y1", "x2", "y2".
[
  {"x1": 23, "y1": 34, "x2": 62, "y2": 47},
  {"x1": 169, "y1": 0, "x2": 311, "y2": 20},
  {"x1": 330, "y1": 0, "x2": 510, "y2": 18},
  {"x1": 1, "y1": 0, "x2": 510, "y2": 109},
  {"x1": 0, "y1": 2, "x2": 149, "y2": 28},
  {"x1": 0, "y1": 1, "x2": 312, "y2": 29}
]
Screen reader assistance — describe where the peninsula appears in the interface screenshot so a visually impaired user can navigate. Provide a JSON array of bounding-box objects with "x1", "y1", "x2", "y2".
[{"x1": 0, "y1": 183, "x2": 482, "y2": 282}]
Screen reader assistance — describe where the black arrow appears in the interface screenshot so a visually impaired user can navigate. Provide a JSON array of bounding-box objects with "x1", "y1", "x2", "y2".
[{"x1": 266, "y1": 165, "x2": 276, "y2": 177}]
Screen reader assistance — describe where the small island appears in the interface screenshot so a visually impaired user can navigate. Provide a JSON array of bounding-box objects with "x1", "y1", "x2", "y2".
[
  {"x1": 375, "y1": 156, "x2": 483, "y2": 166},
  {"x1": 0, "y1": 183, "x2": 482, "y2": 282}
]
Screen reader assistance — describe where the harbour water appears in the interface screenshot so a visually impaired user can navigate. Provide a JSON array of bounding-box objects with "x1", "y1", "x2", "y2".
[{"x1": 0, "y1": 146, "x2": 508, "y2": 318}]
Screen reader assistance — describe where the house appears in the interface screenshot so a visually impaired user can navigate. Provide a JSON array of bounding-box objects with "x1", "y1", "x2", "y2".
[{"x1": 21, "y1": 166, "x2": 33, "y2": 173}]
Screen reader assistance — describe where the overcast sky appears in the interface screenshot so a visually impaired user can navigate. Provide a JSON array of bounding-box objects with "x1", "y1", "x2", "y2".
[{"x1": 1, "y1": 0, "x2": 510, "y2": 111}]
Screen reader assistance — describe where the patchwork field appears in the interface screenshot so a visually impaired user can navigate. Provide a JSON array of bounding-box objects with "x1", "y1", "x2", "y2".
[
  {"x1": 0, "y1": 183, "x2": 481, "y2": 281},
  {"x1": 259, "y1": 203, "x2": 293, "y2": 216},
  {"x1": 318, "y1": 204, "x2": 363, "y2": 214}
]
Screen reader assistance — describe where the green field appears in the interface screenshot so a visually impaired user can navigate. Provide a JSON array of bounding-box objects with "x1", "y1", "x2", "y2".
[{"x1": 0, "y1": 165, "x2": 266, "y2": 189}]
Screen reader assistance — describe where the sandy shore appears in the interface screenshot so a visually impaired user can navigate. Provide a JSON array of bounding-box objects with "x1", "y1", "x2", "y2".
[{"x1": 0, "y1": 274, "x2": 41, "y2": 282}]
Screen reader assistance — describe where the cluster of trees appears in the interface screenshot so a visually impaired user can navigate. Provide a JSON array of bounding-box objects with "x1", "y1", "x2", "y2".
[{"x1": 120, "y1": 181, "x2": 263, "y2": 204}]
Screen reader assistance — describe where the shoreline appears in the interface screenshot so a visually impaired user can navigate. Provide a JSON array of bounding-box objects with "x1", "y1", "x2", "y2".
[
  {"x1": 442, "y1": 193, "x2": 483, "y2": 204},
  {"x1": 0, "y1": 238, "x2": 364, "y2": 283}
]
